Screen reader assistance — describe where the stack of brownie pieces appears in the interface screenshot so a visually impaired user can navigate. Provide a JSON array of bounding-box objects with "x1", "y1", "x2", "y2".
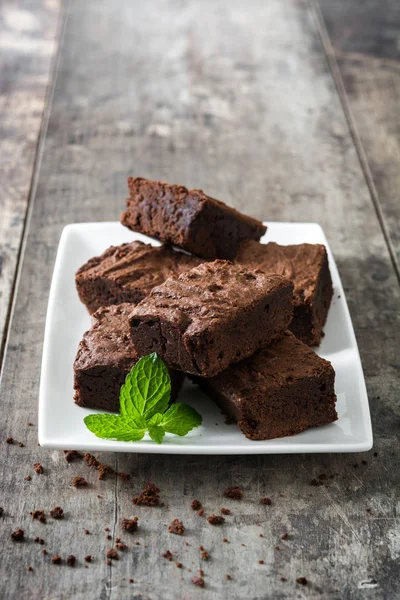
[{"x1": 74, "y1": 177, "x2": 337, "y2": 441}]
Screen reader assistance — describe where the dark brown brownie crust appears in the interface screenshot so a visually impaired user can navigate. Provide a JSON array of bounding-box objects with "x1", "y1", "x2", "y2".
[
  {"x1": 121, "y1": 177, "x2": 267, "y2": 260},
  {"x1": 74, "y1": 303, "x2": 184, "y2": 411},
  {"x1": 235, "y1": 241, "x2": 333, "y2": 346},
  {"x1": 194, "y1": 331, "x2": 337, "y2": 440},
  {"x1": 75, "y1": 241, "x2": 203, "y2": 315},
  {"x1": 129, "y1": 260, "x2": 293, "y2": 377}
]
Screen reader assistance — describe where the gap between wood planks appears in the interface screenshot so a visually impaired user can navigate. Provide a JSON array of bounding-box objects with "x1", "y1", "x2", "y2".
[
  {"x1": 0, "y1": 0, "x2": 70, "y2": 375},
  {"x1": 311, "y1": 0, "x2": 400, "y2": 286}
]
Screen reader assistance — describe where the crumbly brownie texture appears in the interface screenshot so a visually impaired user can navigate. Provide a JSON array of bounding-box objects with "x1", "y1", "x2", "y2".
[
  {"x1": 129, "y1": 260, "x2": 293, "y2": 377},
  {"x1": 121, "y1": 177, "x2": 267, "y2": 260},
  {"x1": 235, "y1": 241, "x2": 333, "y2": 346},
  {"x1": 75, "y1": 241, "x2": 203, "y2": 315},
  {"x1": 73, "y1": 304, "x2": 184, "y2": 411},
  {"x1": 193, "y1": 331, "x2": 337, "y2": 440}
]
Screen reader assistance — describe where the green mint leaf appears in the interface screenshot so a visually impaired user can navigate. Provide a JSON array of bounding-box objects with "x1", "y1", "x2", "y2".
[
  {"x1": 148, "y1": 425, "x2": 165, "y2": 444},
  {"x1": 120, "y1": 353, "x2": 171, "y2": 420},
  {"x1": 84, "y1": 414, "x2": 146, "y2": 442},
  {"x1": 160, "y1": 403, "x2": 202, "y2": 436}
]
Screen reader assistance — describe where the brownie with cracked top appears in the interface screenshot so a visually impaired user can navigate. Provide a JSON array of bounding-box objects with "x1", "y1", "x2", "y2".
[
  {"x1": 120, "y1": 177, "x2": 267, "y2": 259},
  {"x1": 129, "y1": 260, "x2": 293, "y2": 377},
  {"x1": 235, "y1": 241, "x2": 333, "y2": 346},
  {"x1": 193, "y1": 331, "x2": 337, "y2": 440},
  {"x1": 76, "y1": 241, "x2": 203, "y2": 315},
  {"x1": 74, "y1": 303, "x2": 184, "y2": 411}
]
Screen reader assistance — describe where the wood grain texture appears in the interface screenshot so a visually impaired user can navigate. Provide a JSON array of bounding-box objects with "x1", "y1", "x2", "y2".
[
  {"x1": 0, "y1": 0, "x2": 399, "y2": 598},
  {"x1": 318, "y1": 0, "x2": 400, "y2": 272},
  {"x1": 0, "y1": 0, "x2": 61, "y2": 362}
]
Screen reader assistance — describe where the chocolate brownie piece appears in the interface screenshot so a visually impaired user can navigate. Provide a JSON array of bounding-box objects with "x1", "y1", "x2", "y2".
[
  {"x1": 129, "y1": 260, "x2": 293, "y2": 377},
  {"x1": 235, "y1": 241, "x2": 333, "y2": 346},
  {"x1": 121, "y1": 177, "x2": 267, "y2": 259},
  {"x1": 74, "y1": 303, "x2": 184, "y2": 411},
  {"x1": 76, "y1": 241, "x2": 203, "y2": 314},
  {"x1": 194, "y1": 331, "x2": 337, "y2": 440}
]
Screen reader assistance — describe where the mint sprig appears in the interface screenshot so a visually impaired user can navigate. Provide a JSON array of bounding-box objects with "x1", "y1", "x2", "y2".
[{"x1": 83, "y1": 353, "x2": 202, "y2": 444}]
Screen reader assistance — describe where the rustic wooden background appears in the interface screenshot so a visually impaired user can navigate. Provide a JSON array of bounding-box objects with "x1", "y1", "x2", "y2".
[{"x1": 0, "y1": 1, "x2": 399, "y2": 598}]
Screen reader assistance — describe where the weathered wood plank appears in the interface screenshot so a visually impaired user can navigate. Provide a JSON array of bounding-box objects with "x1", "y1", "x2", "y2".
[
  {"x1": 0, "y1": 1, "x2": 399, "y2": 599},
  {"x1": 318, "y1": 0, "x2": 400, "y2": 273},
  {"x1": 0, "y1": 0, "x2": 62, "y2": 362}
]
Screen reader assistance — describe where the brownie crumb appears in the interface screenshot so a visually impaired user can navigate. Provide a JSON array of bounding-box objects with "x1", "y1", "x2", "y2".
[
  {"x1": 11, "y1": 528, "x2": 24, "y2": 541},
  {"x1": 51, "y1": 555, "x2": 62, "y2": 565},
  {"x1": 281, "y1": 533, "x2": 289, "y2": 541},
  {"x1": 191, "y1": 576, "x2": 205, "y2": 587},
  {"x1": 107, "y1": 534, "x2": 112, "y2": 540},
  {"x1": 118, "y1": 472, "x2": 131, "y2": 482},
  {"x1": 176, "y1": 562, "x2": 182, "y2": 568},
  {"x1": 198, "y1": 509, "x2": 205, "y2": 516},
  {"x1": 27, "y1": 566, "x2": 33, "y2": 572},
  {"x1": 223, "y1": 538, "x2": 228, "y2": 543},
  {"x1": 121, "y1": 517, "x2": 139, "y2": 533},
  {"x1": 201, "y1": 550, "x2": 209, "y2": 561},
  {"x1": 42, "y1": 549, "x2": 47, "y2": 555},
  {"x1": 63, "y1": 450, "x2": 83, "y2": 463},
  {"x1": 373, "y1": 452, "x2": 378, "y2": 457},
  {"x1": 191, "y1": 499, "x2": 202, "y2": 510},
  {"x1": 207, "y1": 514, "x2": 225, "y2": 525},
  {"x1": 33, "y1": 462, "x2": 44, "y2": 474},
  {"x1": 226, "y1": 574, "x2": 231, "y2": 580},
  {"x1": 241, "y1": 544, "x2": 246, "y2": 547},
  {"x1": 129, "y1": 578, "x2": 134, "y2": 583},
  {"x1": 72, "y1": 476, "x2": 88, "y2": 487},
  {"x1": 84, "y1": 529, "x2": 90, "y2": 535},
  {"x1": 50, "y1": 506, "x2": 64, "y2": 520},
  {"x1": 28, "y1": 422, "x2": 33, "y2": 426},
  {"x1": 221, "y1": 508, "x2": 231, "y2": 515},
  {"x1": 168, "y1": 518, "x2": 184, "y2": 535},
  {"x1": 280, "y1": 577, "x2": 287, "y2": 582},
  {"x1": 310, "y1": 479, "x2": 324, "y2": 487},
  {"x1": 30, "y1": 510, "x2": 46, "y2": 524},
  {"x1": 83, "y1": 453, "x2": 114, "y2": 480},
  {"x1": 132, "y1": 482, "x2": 163, "y2": 506},
  {"x1": 0, "y1": 507, "x2": 3, "y2": 517},
  {"x1": 259, "y1": 533, "x2": 263, "y2": 538},
  {"x1": 19, "y1": 442, "x2": 25, "y2": 447},
  {"x1": 199, "y1": 569, "x2": 204, "y2": 576},
  {"x1": 25, "y1": 475, "x2": 32, "y2": 481},
  {"x1": 318, "y1": 473, "x2": 327, "y2": 480},
  {"x1": 104, "y1": 527, "x2": 110, "y2": 532},
  {"x1": 258, "y1": 560, "x2": 264, "y2": 565},
  {"x1": 34, "y1": 537, "x2": 45, "y2": 545},
  {"x1": 116, "y1": 537, "x2": 121, "y2": 543},
  {"x1": 135, "y1": 541, "x2": 141, "y2": 546},
  {"x1": 6, "y1": 437, "x2": 13, "y2": 444},
  {"x1": 260, "y1": 497, "x2": 272, "y2": 505},
  {"x1": 116, "y1": 542, "x2": 127, "y2": 551},
  {"x1": 67, "y1": 555, "x2": 76, "y2": 567},
  {"x1": 362, "y1": 460, "x2": 368, "y2": 466},
  {"x1": 297, "y1": 577, "x2": 308, "y2": 585},
  {"x1": 84, "y1": 555, "x2": 93, "y2": 562},
  {"x1": 106, "y1": 548, "x2": 119, "y2": 561},
  {"x1": 106, "y1": 559, "x2": 111, "y2": 566},
  {"x1": 163, "y1": 550, "x2": 173, "y2": 561},
  {"x1": 223, "y1": 486, "x2": 243, "y2": 500}
]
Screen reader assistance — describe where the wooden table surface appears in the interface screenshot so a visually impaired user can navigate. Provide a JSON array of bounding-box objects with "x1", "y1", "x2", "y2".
[{"x1": 1, "y1": 1, "x2": 399, "y2": 598}]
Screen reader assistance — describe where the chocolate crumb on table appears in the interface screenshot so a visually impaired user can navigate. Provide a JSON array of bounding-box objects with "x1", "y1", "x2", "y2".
[
  {"x1": 260, "y1": 497, "x2": 272, "y2": 505},
  {"x1": 51, "y1": 555, "x2": 62, "y2": 565},
  {"x1": 162, "y1": 550, "x2": 173, "y2": 561},
  {"x1": 84, "y1": 529, "x2": 90, "y2": 535},
  {"x1": 226, "y1": 574, "x2": 232, "y2": 580},
  {"x1": 223, "y1": 486, "x2": 243, "y2": 500},
  {"x1": 116, "y1": 542, "x2": 127, "y2": 551},
  {"x1": 207, "y1": 514, "x2": 225, "y2": 525},
  {"x1": 280, "y1": 577, "x2": 287, "y2": 582},
  {"x1": 6, "y1": 437, "x2": 13, "y2": 444},
  {"x1": 63, "y1": 450, "x2": 83, "y2": 463},
  {"x1": 221, "y1": 508, "x2": 231, "y2": 515},
  {"x1": 18, "y1": 442, "x2": 24, "y2": 447},
  {"x1": 72, "y1": 476, "x2": 88, "y2": 487},
  {"x1": 198, "y1": 509, "x2": 204, "y2": 516},
  {"x1": 132, "y1": 482, "x2": 163, "y2": 506},
  {"x1": 83, "y1": 453, "x2": 114, "y2": 480},
  {"x1": 191, "y1": 499, "x2": 202, "y2": 510},
  {"x1": 201, "y1": 550, "x2": 209, "y2": 560},
  {"x1": 84, "y1": 555, "x2": 93, "y2": 562},
  {"x1": 223, "y1": 538, "x2": 228, "y2": 543},
  {"x1": 118, "y1": 472, "x2": 130, "y2": 482},
  {"x1": 34, "y1": 537, "x2": 45, "y2": 545},
  {"x1": 27, "y1": 566, "x2": 33, "y2": 572},
  {"x1": 168, "y1": 518, "x2": 184, "y2": 535},
  {"x1": 297, "y1": 577, "x2": 308, "y2": 585},
  {"x1": 175, "y1": 562, "x2": 182, "y2": 568},
  {"x1": 50, "y1": 506, "x2": 64, "y2": 519},
  {"x1": 106, "y1": 549, "x2": 119, "y2": 561},
  {"x1": 30, "y1": 510, "x2": 46, "y2": 524},
  {"x1": 107, "y1": 535, "x2": 112, "y2": 540},
  {"x1": 199, "y1": 569, "x2": 204, "y2": 577},
  {"x1": 42, "y1": 549, "x2": 47, "y2": 555},
  {"x1": 0, "y1": 507, "x2": 3, "y2": 517},
  {"x1": 11, "y1": 529, "x2": 24, "y2": 541},
  {"x1": 67, "y1": 555, "x2": 76, "y2": 567},
  {"x1": 281, "y1": 533, "x2": 289, "y2": 540},
  {"x1": 33, "y1": 462, "x2": 44, "y2": 474},
  {"x1": 121, "y1": 517, "x2": 139, "y2": 533},
  {"x1": 25, "y1": 475, "x2": 31, "y2": 481},
  {"x1": 258, "y1": 560, "x2": 264, "y2": 565},
  {"x1": 191, "y1": 576, "x2": 205, "y2": 587}
]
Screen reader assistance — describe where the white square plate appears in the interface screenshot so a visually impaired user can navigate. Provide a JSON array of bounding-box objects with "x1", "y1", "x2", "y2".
[{"x1": 38, "y1": 222, "x2": 372, "y2": 454}]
